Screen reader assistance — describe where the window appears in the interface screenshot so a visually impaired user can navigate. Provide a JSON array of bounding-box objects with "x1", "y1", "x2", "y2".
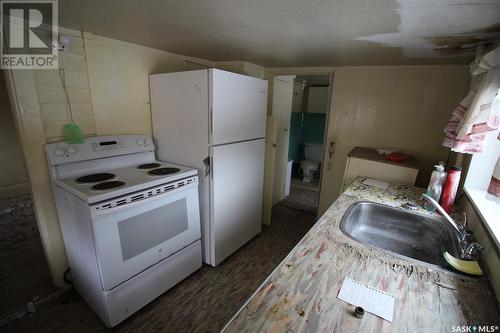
[{"x1": 464, "y1": 129, "x2": 500, "y2": 247}]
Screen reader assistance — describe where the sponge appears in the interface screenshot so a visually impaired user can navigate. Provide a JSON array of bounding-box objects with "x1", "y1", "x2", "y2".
[{"x1": 443, "y1": 252, "x2": 483, "y2": 276}]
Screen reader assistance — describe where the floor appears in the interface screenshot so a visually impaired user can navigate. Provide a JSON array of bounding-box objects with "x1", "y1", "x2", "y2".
[
  {"x1": 2, "y1": 191, "x2": 317, "y2": 332},
  {"x1": 290, "y1": 177, "x2": 320, "y2": 193},
  {"x1": 283, "y1": 182, "x2": 320, "y2": 214},
  {"x1": 0, "y1": 194, "x2": 57, "y2": 319}
]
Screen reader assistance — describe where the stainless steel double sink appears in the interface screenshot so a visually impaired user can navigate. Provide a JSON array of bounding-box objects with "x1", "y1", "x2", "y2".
[{"x1": 340, "y1": 201, "x2": 462, "y2": 271}]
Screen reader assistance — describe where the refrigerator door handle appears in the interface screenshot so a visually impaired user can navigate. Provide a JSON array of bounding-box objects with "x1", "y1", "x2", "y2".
[{"x1": 203, "y1": 156, "x2": 210, "y2": 177}]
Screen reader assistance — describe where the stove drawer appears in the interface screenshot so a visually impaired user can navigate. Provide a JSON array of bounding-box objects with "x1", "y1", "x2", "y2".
[{"x1": 103, "y1": 240, "x2": 202, "y2": 327}]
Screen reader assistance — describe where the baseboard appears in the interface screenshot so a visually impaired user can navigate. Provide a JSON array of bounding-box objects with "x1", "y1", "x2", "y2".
[{"x1": 0, "y1": 182, "x2": 30, "y2": 199}]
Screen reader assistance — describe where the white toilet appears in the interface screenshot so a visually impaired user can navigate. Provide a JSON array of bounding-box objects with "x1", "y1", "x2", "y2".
[{"x1": 300, "y1": 143, "x2": 324, "y2": 183}]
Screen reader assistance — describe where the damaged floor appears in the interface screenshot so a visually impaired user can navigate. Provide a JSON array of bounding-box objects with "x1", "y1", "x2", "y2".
[
  {"x1": 0, "y1": 194, "x2": 57, "y2": 319},
  {"x1": 1, "y1": 190, "x2": 317, "y2": 332}
]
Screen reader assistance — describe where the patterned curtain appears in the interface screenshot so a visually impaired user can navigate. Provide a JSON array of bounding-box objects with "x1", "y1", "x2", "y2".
[
  {"x1": 442, "y1": 46, "x2": 500, "y2": 201},
  {"x1": 443, "y1": 47, "x2": 500, "y2": 153}
]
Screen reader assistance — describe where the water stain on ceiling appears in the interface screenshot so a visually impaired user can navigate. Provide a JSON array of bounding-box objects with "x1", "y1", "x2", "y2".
[
  {"x1": 427, "y1": 35, "x2": 488, "y2": 55},
  {"x1": 357, "y1": 0, "x2": 500, "y2": 61},
  {"x1": 425, "y1": 24, "x2": 500, "y2": 55}
]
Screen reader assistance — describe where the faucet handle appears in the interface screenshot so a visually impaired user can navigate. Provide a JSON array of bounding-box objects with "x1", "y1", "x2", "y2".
[
  {"x1": 459, "y1": 212, "x2": 468, "y2": 232},
  {"x1": 461, "y1": 229, "x2": 474, "y2": 243},
  {"x1": 464, "y1": 242, "x2": 483, "y2": 261}
]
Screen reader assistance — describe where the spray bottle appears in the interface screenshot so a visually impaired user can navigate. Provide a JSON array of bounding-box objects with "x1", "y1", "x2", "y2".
[{"x1": 424, "y1": 162, "x2": 447, "y2": 211}]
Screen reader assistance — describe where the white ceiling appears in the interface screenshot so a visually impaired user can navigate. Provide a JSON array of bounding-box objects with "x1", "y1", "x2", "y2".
[{"x1": 60, "y1": 0, "x2": 500, "y2": 67}]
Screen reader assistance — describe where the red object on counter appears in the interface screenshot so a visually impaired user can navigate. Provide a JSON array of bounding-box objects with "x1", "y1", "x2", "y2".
[
  {"x1": 440, "y1": 166, "x2": 462, "y2": 213},
  {"x1": 385, "y1": 152, "x2": 408, "y2": 162}
]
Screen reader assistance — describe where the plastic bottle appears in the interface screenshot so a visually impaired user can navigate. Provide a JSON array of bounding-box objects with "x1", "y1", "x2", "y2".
[
  {"x1": 440, "y1": 166, "x2": 462, "y2": 213},
  {"x1": 424, "y1": 164, "x2": 447, "y2": 211}
]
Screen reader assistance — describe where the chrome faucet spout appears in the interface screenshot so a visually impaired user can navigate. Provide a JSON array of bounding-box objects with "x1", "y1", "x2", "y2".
[
  {"x1": 421, "y1": 193, "x2": 483, "y2": 261},
  {"x1": 421, "y1": 193, "x2": 462, "y2": 234}
]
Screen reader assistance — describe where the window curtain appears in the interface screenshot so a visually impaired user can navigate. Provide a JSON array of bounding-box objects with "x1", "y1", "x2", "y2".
[{"x1": 442, "y1": 46, "x2": 500, "y2": 200}]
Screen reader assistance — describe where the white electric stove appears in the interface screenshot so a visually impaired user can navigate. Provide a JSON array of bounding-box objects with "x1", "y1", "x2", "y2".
[{"x1": 46, "y1": 135, "x2": 202, "y2": 327}]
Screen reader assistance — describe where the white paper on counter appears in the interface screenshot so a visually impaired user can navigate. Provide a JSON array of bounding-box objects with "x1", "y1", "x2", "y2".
[
  {"x1": 337, "y1": 277, "x2": 395, "y2": 322},
  {"x1": 362, "y1": 178, "x2": 390, "y2": 190}
]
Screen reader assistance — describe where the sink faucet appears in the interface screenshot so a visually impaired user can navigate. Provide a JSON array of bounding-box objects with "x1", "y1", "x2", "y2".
[
  {"x1": 421, "y1": 193, "x2": 483, "y2": 261},
  {"x1": 421, "y1": 193, "x2": 463, "y2": 233}
]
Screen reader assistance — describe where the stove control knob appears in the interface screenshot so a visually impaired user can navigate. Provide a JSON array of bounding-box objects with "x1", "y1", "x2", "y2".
[
  {"x1": 136, "y1": 138, "x2": 144, "y2": 145},
  {"x1": 55, "y1": 147, "x2": 66, "y2": 156},
  {"x1": 143, "y1": 137, "x2": 150, "y2": 145},
  {"x1": 67, "y1": 146, "x2": 78, "y2": 154}
]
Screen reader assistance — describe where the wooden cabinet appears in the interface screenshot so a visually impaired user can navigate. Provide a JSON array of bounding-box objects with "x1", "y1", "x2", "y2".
[{"x1": 343, "y1": 147, "x2": 419, "y2": 190}]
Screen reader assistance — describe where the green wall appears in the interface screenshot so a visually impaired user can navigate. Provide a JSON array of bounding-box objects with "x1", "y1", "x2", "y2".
[
  {"x1": 288, "y1": 112, "x2": 326, "y2": 162},
  {"x1": 302, "y1": 113, "x2": 326, "y2": 144},
  {"x1": 288, "y1": 113, "x2": 302, "y2": 162}
]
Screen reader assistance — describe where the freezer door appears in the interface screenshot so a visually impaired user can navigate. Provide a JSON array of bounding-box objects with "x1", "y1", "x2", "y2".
[
  {"x1": 150, "y1": 70, "x2": 209, "y2": 168},
  {"x1": 210, "y1": 69, "x2": 268, "y2": 145},
  {"x1": 210, "y1": 139, "x2": 265, "y2": 265}
]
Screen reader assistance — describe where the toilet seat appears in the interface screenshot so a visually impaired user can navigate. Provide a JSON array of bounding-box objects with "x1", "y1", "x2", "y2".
[{"x1": 300, "y1": 160, "x2": 320, "y2": 169}]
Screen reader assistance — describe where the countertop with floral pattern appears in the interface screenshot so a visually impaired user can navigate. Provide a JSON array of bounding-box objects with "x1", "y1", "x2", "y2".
[
  {"x1": 343, "y1": 177, "x2": 433, "y2": 215},
  {"x1": 222, "y1": 177, "x2": 499, "y2": 333}
]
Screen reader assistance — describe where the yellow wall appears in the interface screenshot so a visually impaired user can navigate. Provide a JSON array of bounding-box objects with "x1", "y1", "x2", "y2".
[
  {"x1": 84, "y1": 33, "x2": 210, "y2": 136},
  {"x1": 35, "y1": 30, "x2": 96, "y2": 142},
  {"x1": 5, "y1": 28, "x2": 213, "y2": 287},
  {"x1": 34, "y1": 29, "x2": 213, "y2": 143},
  {"x1": 5, "y1": 68, "x2": 68, "y2": 287},
  {"x1": 318, "y1": 67, "x2": 468, "y2": 214},
  {"x1": 0, "y1": 71, "x2": 29, "y2": 198},
  {"x1": 217, "y1": 61, "x2": 266, "y2": 79}
]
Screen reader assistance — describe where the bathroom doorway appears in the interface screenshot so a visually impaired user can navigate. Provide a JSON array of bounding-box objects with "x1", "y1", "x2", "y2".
[{"x1": 269, "y1": 74, "x2": 332, "y2": 217}]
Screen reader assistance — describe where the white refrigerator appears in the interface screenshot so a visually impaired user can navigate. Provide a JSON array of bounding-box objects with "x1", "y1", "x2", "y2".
[{"x1": 150, "y1": 69, "x2": 268, "y2": 266}]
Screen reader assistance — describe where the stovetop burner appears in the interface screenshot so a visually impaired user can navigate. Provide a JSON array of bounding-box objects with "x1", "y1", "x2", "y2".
[
  {"x1": 76, "y1": 173, "x2": 115, "y2": 183},
  {"x1": 92, "y1": 181, "x2": 125, "y2": 190},
  {"x1": 137, "y1": 163, "x2": 162, "y2": 169},
  {"x1": 148, "y1": 167, "x2": 180, "y2": 176}
]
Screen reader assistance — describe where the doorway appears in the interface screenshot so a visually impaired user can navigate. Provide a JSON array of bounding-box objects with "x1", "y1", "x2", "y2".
[
  {"x1": 0, "y1": 71, "x2": 56, "y2": 319},
  {"x1": 270, "y1": 74, "x2": 332, "y2": 216}
]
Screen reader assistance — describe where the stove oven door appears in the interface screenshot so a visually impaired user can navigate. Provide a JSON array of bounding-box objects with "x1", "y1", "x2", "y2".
[{"x1": 90, "y1": 183, "x2": 201, "y2": 290}]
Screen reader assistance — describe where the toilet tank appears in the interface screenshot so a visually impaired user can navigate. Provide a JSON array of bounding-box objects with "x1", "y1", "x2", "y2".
[{"x1": 304, "y1": 143, "x2": 324, "y2": 162}]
